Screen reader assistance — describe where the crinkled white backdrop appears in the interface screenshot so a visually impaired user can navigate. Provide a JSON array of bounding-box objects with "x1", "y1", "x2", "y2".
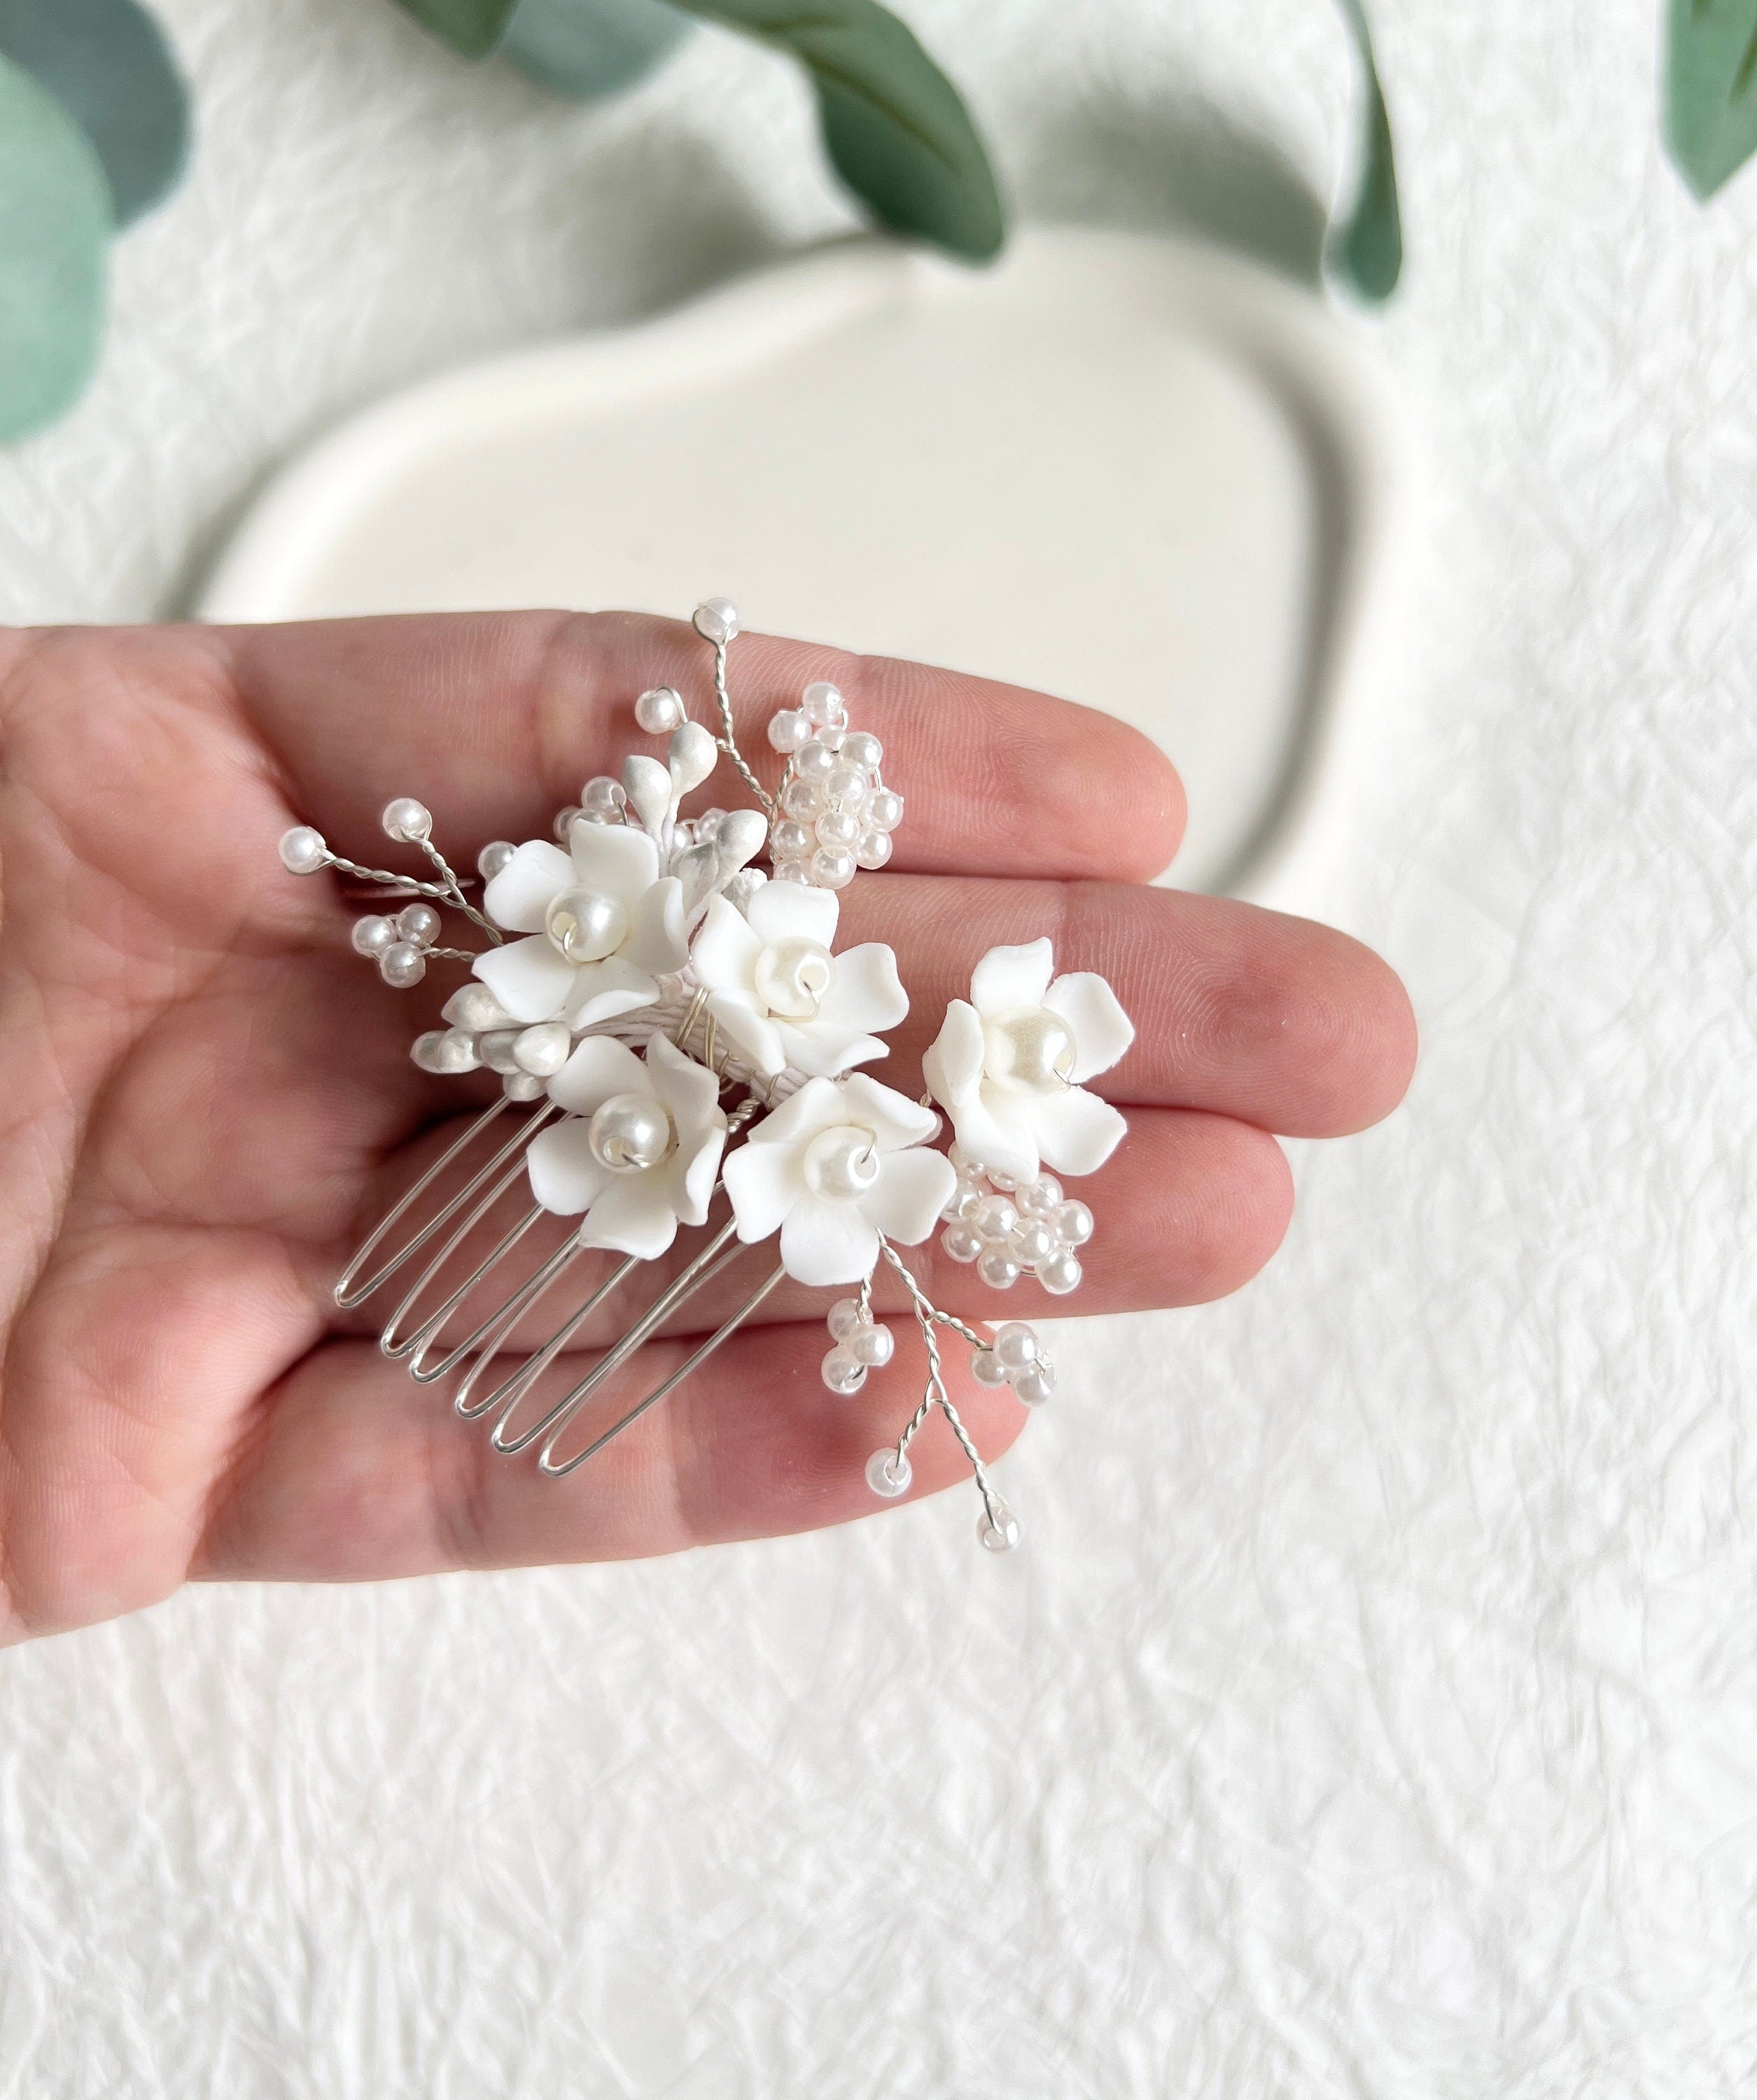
[{"x1": 3, "y1": 2, "x2": 1756, "y2": 2094}]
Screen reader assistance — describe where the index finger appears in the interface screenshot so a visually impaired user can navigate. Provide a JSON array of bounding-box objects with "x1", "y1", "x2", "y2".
[{"x1": 223, "y1": 610, "x2": 1186, "y2": 884}]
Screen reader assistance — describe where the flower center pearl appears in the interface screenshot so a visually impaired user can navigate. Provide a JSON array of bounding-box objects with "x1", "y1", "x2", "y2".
[
  {"x1": 802, "y1": 1124, "x2": 882, "y2": 1203},
  {"x1": 752, "y1": 937, "x2": 835, "y2": 1021},
  {"x1": 983, "y1": 1009, "x2": 1077, "y2": 1094},
  {"x1": 587, "y1": 1092, "x2": 674, "y2": 1174},
  {"x1": 545, "y1": 886, "x2": 627, "y2": 964}
]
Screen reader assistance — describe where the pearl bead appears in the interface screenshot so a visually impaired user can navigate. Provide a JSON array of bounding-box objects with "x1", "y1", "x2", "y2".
[
  {"x1": 382, "y1": 797, "x2": 431, "y2": 843},
  {"x1": 821, "y1": 1345, "x2": 867, "y2": 1396},
  {"x1": 1016, "y1": 1175, "x2": 1063, "y2": 1217},
  {"x1": 411, "y1": 1028, "x2": 480, "y2": 1075},
  {"x1": 991, "y1": 1322, "x2": 1038, "y2": 1374},
  {"x1": 582, "y1": 775, "x2": 626, "y2": 812},
  {"x1": 855, "y1": 831, "x2": 892, "y2": 869},
  {"x1": 978, "y1": 1504, "x2": 1021, "y2": 1553},
  {"x1": 780, "y1": 776, "x2": 826, "y2": 821},
  {"x1": 972, "y1": 1195, "x2": 1018, "y2": 1242},
  {"x1": 278, "y1": 825, "x2": 328, "y2": 874},
  {"x1": 545, "y1": 886, "x2": 627, "y2": 964},
  {"x1": 693, "y1": 598, "x2": 738, "y2": 645},
  {"x1": 948, "y1": 1143, "x2": 985, "y2": 1177},
  {"x1": 808, "y1": 847, "x2": 855, "y2": 890},
  {"x1": 477, "y1": 840, "x2": 515, "y2": 881},
  {"x1": 941, "y1": 1222, "x2": 983, "y2": 1262},
  {"x1": 841, "y1": 731, "x2": 883, "y2": 771},
  {"x1": 1009, "y1": 1218, "x2": 1057, "y2": 1269},
  {"x1": 379, "y1": 941, "x2": 426, "y2": 988},
  {"x1": 767, "y1": 708, "x2": 810, "y2": 753},
  {"x1": 977, "y1": 1249, "x2": 1020, "y2": 1290},
  {"x1": 444, "y1": 982, "x2": 511, "y2": 1031},
  {"x1": 815, "y1": 808, "x2": 859, "y2": 850},
  {"x1": 802, "y1": 1124, "x2": 881, "y2": 1202},
  {"x1": 827, "y1": 1297, "x2": 865, "y2": 1341},
  {"x1": 513, "y1": 1021, "x2": 571, "y2": 1077},
  {"x1": 754, "y1": 937, "x2": 834, "y2": 1020},
  {"x1": 635, "y1": 686, "x2": 685, "y2": 734},
  {"x1": 983, "y1": 1009, "x2": 1077, "y2": 1094},
  {"x1": 987, "y1": 1166, "x2": 1018, "y2": 1193},
  {"x1": 576, "y1": 808, "x2": 609, "y2": 826},
  {"x1": 794, "y1": 740, "x2": 835, "y2": 781},
  {"x1": 802, "y1": 680, "x2": 845, "y2": 727},
  {"x1": 724, "y1": 870, "x2": 763, "y2": 910},
  {"x1": 1011, "y1": 1363, "x2": 1056, "y2": 1408},
  {"x1": 774, "y1": 861, "x2": 810, "y2": 884},
  {"x1": 770, "y1": 819, "x2": 812, "y2": 861},
  {"x1": 816, "y1": 723, "x2": 846, "y2": 753},
  {"x1": 477, "y1": 1028, "x2": 522, "y2": 1074},
  {"x1": 351, "y1": 913, "x2": 396, "y2": 957},
  {"x1": 826, "y1": 764, "x2": 868, "y2": 811},
  {"x1": 866, "y1": 1449, "x2": 911, "y2": 1498},
  {"x1": 503, "y1": 1070, "x2": 547, "y2": 1102},
  {"x1": 1054, "y1": 1200, "x2": 1094, "y2": 1246},
  {"x1": 970, "y1": 1348, "x2": 1011, "y2": 1389},
  {"x1": 1038, "y1": 1251, "x2": 1083, "y2": 1296},
  {"x1": 941, "y1": 1179, "x2": 981, "y2": 1222},
  {"x1": 552, "y1": 806, "x2": 582, "y2": 841},
  {"x1": 694, "y1": 810, "x2": 724, "y2": 842},
  {"x1": 397, "y1": 902, "x2": 442, "y2": 947},
  {"x1": 849, "y1": 1322, "x2": 894, "y2": 1367},
  {"x1": 588, "y1": 1092, "x2": 673, "y2": 1173},
  {"x1": 865, "y1": 788, "x2": 904, "y2": 832}
]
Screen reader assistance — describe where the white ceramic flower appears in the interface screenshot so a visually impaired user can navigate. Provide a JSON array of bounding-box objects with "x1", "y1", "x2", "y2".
[
  {"x1": 526, "y1": 1033, "x2": 726, "y2": 1259},
  {"x1": 721, "y1": 1074, "x2": 955, "y2": 1287},
  {"x1": 923, "y1": 939, "x2": 1133, "y2": 1182},
  {"x1": 689, "y1": 882, "x2": 907, "y2": 1078},
  {"x1": 472, "y1": 824, "x2": 689, "y2": 1029}
]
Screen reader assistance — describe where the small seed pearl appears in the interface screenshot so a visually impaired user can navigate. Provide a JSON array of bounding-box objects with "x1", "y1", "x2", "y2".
[
  {"x1": 781, "y1": 777, "x2": 826, "y2": 821},
  {"x1": 635, "y1": 687, "x2": 685, "y2": 734},
  {"x1": 816, "y1": 809, "x2": 859, "y2": 850},
  {"x1": 1054, "y1": 1200, "x2": 1094, "y2": 1246},
  {"x1": 582, "y1": 775, "x2": 625, "y2": 811},
  {"x1": 978, "y1": 1248, "x2": 1020, "y2": 1290},
  {"x1": 808, "y1": 846, "x2": 855, "y2": 889},
  {"x1": 841, "y1": 731, "x2": 883, "y2": 771},
  {"x1": 1016, "y1": 1175, "x2": 1063, "y2": 1217},
  {"x1": 351, "y1": 914, "x2": 396, "y2": 957},
  {"x1": 978, "y1": 1504, "x2": 1021, "y2": 1553},
  {"x1": 992, "y1": 1322, "x2": 1038, "y2": 1374},
  {"x1": 279, "y1": 825, "x2": 328, "y2": 874},
  {"x1": 855, "y1": 831, "x2": 892, "y2": 869},
  {"x1": 693, "y1": 598, "x2": 738, "y2": 644},
  {"x1": 771, "y1": 819, "x2": 812, "y2": 860},
  {"x1": 477, "y1": 1029, "x2": 522, "y2": 1074},
  {"x1": 1011, "y1": 1363, "x2": 1056, "y2": 1408},
  {"x1": 768, "y1": 709, "x2": 810, "y2": 753},
  {"x1": 972, "y1": 1196, "x2": 1017, "y2": 1242},
  {"x1": 971, "y1": 1348, "x2": 1011, "y2": 1389},
  {"x1": 794, "y1": 741, "x2": 836, "y2": 781},
  {"x1": 849, "y1": 1322, "x2": 894, "y2": 1367},
  {"x1": 866, "y1": 1449, "x2": 911, "y2": 1498},
  {"x1": 802, "y1": 680, "x2": 845, "y2": 727},
  {"x1": 503, "y1": 1071, "x2": 546, "y2": 1102},
  {"x1": 866, "y1": 789, "x2": 904, "y2": 832},
  {"x1": 411, "y1": 1029, "x2": 480, "y2": 1075},
  {"x1": 477, "y1": 840, "x2": 515, "y2": 881},
  {"x1": 379, "y1": 941, "x2": 426, "y2": 988},
  {"x1": 821, "y1": 1345, "x2": 867, "y2": 1396},
  {"x1": 941, "y1": 1222, "x2": 982, "y2": 1262},
  {"x1": 1010, "y1": 1218, "x2": 1057, "y2": 1269},
  {"x1": 512, "y1": 1022, "x2": 570, "y2": 1077},
  {"x1": 397, "y1": 902, "x2": 442, "y2": 947},
  {"x1": 552, "y1": 806, "x2": 581, "y2": 841},
  {"x1": 827, "y1": 1298, "x2": 864, "y2": 1341},
  {"x1": 382, "y1": 797, "x2": 431, "y2": 843},
  {"x1": 1038, "y1": 1251, "x2": 1083, "y2": 1296}
]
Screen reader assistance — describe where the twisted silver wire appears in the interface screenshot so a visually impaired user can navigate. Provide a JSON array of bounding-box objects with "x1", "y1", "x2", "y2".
[
  {"x1": 709, "y1": 636, "x2": 775, "y2": 816},
  {"x1": 878, "y1": 1238, "x2": 1007, "y2": 1533}
]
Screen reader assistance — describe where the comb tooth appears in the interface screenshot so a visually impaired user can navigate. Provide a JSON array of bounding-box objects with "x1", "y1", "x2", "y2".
[
  {"x1": 379, "y1": 1151, "x2": 547, "y2": 1360},
  {"x1": 333, "y1": 1099, "x2": 556, "y2": 1310},
  {"x1": 489, "y1": 1218, "x2": 750, "y2": 1456},
  {"x1": 399, "y1": 1201, "x2": 551, "y2": 1380},
  {"x1": 452, "y1": 1247, "x2": 643, "y2": 1422},
  {"x1": 539, "y1": 1260, "x2": 788, "y2": 1477}
]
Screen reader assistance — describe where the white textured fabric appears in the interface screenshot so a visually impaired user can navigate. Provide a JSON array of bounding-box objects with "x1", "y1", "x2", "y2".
[{"x1": 4, "y1": 2, "x2": 1756, "y2": 2094}]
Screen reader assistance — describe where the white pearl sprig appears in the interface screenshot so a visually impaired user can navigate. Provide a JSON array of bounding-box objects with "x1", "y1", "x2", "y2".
[
  {"x1": 969, "y1": 1321, "x2": 1056, "y2": 1409},
  {"x1": 939, "y1": 1144, "x2": 1092, "y2": 1296},
  {"x1": 820, "y1": 1294, "x2": 897, "y2": 1394},
  {"x1": 766, "y1": 682, "x2": 902, "y2": 890}
]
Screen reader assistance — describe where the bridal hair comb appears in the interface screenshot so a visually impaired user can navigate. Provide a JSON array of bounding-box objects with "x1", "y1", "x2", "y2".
[{"x1": 279, "y1": 600, "x2": 1135, "y2": 1550}]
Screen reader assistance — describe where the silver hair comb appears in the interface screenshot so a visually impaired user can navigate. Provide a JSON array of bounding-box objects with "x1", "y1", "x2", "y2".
[{"x1": 279, "y1": 598, "x2": 1137, "y2": 1550}]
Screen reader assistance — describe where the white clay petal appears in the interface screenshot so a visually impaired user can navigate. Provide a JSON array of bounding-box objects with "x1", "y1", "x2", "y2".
[
  {"x1": 579, "y1": 1172, "x2": 680, "y2": 1260},
  {"x1": 548, "y1": 1033, "x2": 650, "y2": 1116},
  {"x1": 563, "y1": 958, "x2": 661, "y2": 1030},
  {"x1": 1045, "y1": 971, "x2": 1135, "y2": 1084},
  {"x1": 780, "y1": 1196, "x2": 881, "y2": 1287},
  {"x1": 746, "y1": 880, "x2": 839, "y2": 949},
  {"x1": 483, "y1": 841, "x2": 573, "y2": 934},
  {"x1": 741, "y1": 1076, "x2": 846, "y2": 1152},
  {"x1": 622, "y1": 876, "x2": 690, "y2": 974},
  {"x1": 860, "y1": 1148, "x2": 958, "y2": 1245},
  {"x1": 526, "y1": 1120, "x2": 612, "y2": 1216},
  {"x1": 722, "y1": 1141, "x2": 803, "y2": 1243},
  {"x1": 835, "y1": 1073, "x2": 939, "y2": 1154},
  {"x1": 690, "y1": 895, "x2": 764, "y2": 994},
  {"x1": 474, "y1": 935, "x2": 577, "y2": 1024},
  {"x1": 969, "y1": 938, "x2": 1055, "y2": 1018},
  {"x1": 775, "y1": 1022, "x2": 886, "y2": 1078},
  {"x1": 963, "y1": 1085, "x2": 1040, "y2": 1182},
  {"x1": 570, "y1": 819, "x2": 660, "y2": 903},
  {"x1": 922, "y1": 1000, "x2": 985, "y2": 1110},
  {"x1": 673, "y1": 1122, "x2": 727, "y2": 1228},
  {"x1": 645, "y1": 1031, "x2": 723, "y2": 1138},
  {"x1": 1026, "y1": 1084, "x2": 1128, "y2": 1177},
  {"x1": 706, "y1": 993, "x2": 787, "y2": 1078},
  {"x1": 813, "y1": 942, "x2": 907, "y2": 1042}
]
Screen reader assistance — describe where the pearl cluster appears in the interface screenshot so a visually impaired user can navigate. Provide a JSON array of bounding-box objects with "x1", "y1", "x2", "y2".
[
  {"x1": 969, "y1": 1321, "x2": 1056, "y2": 1408},
  {"x1": 939, "y1": 1144, "x2": 1093, "y2": 1296},
  {"x1": 820, "y1": 1295, "x2": 896, "y2": 1393},
  {"x1": 766, "y1": 682, "x2": 903, "y2": 890},
  {"x1": 352, "y1": 900, "x2": 441, "y2": 989}
]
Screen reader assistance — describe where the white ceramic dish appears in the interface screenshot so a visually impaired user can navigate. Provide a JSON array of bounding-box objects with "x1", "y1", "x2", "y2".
[{"x1": 197, "y1": 227, "x2": 1410, "y2": 899}]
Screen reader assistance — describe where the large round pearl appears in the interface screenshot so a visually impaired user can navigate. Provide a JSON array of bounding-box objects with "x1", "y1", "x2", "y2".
[
  {"x1": 1011, "y1": 1363, "x2": 1056, "y2": 1408},
  {"x1": 941, "y1": 1222, "x2": 982, "y2": 1262},
  {"x1": 983, "y1": 1009, "x2": 1077, "y2": 1093},
  {"x1": 802, "y1": 1124, "x2": 881, "y2": 1203},
  {"x1": 827, "y1": 1298, "x2": 865, "y2": 1341},
  {"x1": 755, "y1": 937, "x2": 834, "y2": 1020},
  {"x1": 587, "y1": 1093, "x2": 673, "y2": 1173},
  {"x1": 279, "y1": 825, "x2": 328, "y2": 874},
  {"x1": 780, "y1": 776, "x2": 826, "y2": 822},
  {"x1": 545, "y1": 886, "x2": 627, "y2": 963}
]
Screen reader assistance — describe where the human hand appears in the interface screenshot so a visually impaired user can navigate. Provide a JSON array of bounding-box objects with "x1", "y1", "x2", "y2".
[{"x1": 0, "y1": 613, "x2": 1415, "y2": 1642}]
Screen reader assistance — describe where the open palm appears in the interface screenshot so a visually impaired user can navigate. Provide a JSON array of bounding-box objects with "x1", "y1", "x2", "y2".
[{"x1": 0, "y1": 612, "x2": 1415, "y2": 1643}]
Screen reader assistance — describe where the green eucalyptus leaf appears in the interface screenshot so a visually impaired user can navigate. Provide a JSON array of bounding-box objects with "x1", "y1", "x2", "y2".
[
  {"x1": 394, "y1": 0, "x2": 520, "y2": 58},
  {"x1": 0, "y1": 0, "x2": 188, "y2": 228},
  {"x1": 502, "y1": 0, "x2": 694, "y2": 97},
  {"x1": 680, "y1": 0, "x2": 1004, "y2": 260},
  {"x1": 1326, "y1": 0, "x2": 1401, "y2": 302},
  {"x1": 0, "y1": 50, "x2": 111, "y2": 443},
  {"x1": 1664, "y1": 0, "x2": 1757, "y2": 200}
]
